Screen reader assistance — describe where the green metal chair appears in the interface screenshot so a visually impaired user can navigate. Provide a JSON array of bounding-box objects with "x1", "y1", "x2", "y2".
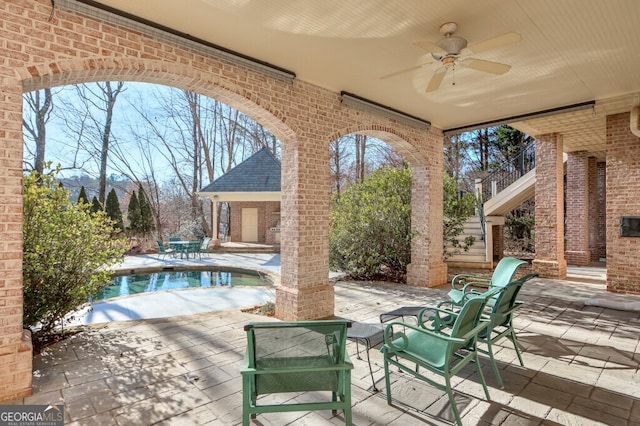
[
  {"x1": 439, "y1": 273, "x2": 538, "y2": 388},
  {"x1": 156, "y1": 240, "x2": 175, "y2": 259},
  {"x1": 380, "y1": 289, "x2": 498, "y2": 426},
  {"x1": 184, "y1": 240, "x2": 201, "y2": 259},
  {"x1": 447, "y1": 257, "x2": 528, "y2": 304},
  {"x1": 241, "y1": 320, "x2": 353, "y2": 425},
  {"x1": 378, "y1": 257, "x2": 528, "y2": 326},
  {"x1": 199, "y1": 237, "x2": 212, "y2": 257}
]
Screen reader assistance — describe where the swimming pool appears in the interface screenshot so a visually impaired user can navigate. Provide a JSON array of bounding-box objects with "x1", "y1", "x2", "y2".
[{"x1": 94, "y1": 268, "x2": 271, "y2": 301}]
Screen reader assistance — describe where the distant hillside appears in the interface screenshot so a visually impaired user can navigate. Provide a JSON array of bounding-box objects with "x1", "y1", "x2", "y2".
[{"x1": 58, "y1": 174, "x2": 130, "y2": 203}]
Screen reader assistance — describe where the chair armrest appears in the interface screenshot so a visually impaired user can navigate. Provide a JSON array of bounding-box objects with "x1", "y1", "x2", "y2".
[
  {"x1": 459, "y1": 318, "x2": 491, "y2": 341},
  {"x1": 422, "y1": 305, "x2": 459, "y2": 330},
  {"x1": 382, "y1": 320, "x2": 465, "y2": 353},
  {"x1": 451, "y1": 274, "x2": 491, "y2": 290},
  {"x1": 460, "y1": 280, "x2": 492, "y2": 293}
]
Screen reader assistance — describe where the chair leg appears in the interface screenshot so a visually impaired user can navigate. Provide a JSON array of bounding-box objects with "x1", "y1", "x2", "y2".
[
  {"x1": 383, "y1": 356, "x2": 393, "y2": 405},
  {"x1": 485, "y1": 337, "x2": 504, "y2": 389},
  {"x1": 474, "y1": 352, "x2": 491, "y2": 400},
  {"x1": 242, "y1": 376, "x2": 251, "y2": 426},
  {"x1": 509, "y1": 327, "x2": 525, "y2": 366},
  {"x1": 444, "y1": 375, "x2": 462, "y2": 426},
  {"x1": 344, "y1": 371, "x2": 352, "y2": 425}
]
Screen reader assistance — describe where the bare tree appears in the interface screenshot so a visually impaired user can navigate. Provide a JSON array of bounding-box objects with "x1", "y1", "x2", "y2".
[
  {"x1": 56, "y1": 82, "x2": 126, "y2": 203},
  {"x1": 330, "y1": 136, "x2": 351, "y2": 194},
  {"x1": 23, "y1": 88, "x2": 53, "y2": 174},
  {"x1": 354, "y1": 134, "x2": 367, "y2": 183}
]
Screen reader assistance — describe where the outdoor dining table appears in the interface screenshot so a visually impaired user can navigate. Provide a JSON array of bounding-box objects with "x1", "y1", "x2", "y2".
[{"x1": 168, "y1": 240, "x2": 199, "y2": 259}]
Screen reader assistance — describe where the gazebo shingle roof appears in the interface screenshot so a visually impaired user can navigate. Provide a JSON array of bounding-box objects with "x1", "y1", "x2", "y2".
[{"x1": 200, "y1": 147, "x2": 281, "y2": 193}]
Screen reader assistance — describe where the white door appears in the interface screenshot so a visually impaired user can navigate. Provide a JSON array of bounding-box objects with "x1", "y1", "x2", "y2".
[{"x1": 241, "y1": 208, "x2": 259, "y2": 242}]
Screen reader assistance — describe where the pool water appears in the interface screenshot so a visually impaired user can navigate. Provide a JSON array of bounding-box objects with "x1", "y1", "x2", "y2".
[{"x1": 94, "y1": 269, "x2": 270, "y2": 301}]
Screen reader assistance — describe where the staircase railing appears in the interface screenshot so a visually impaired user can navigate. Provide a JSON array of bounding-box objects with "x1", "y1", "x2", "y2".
[{"x1": 480, "y1": 142, "x2": 536, "y2": 203}]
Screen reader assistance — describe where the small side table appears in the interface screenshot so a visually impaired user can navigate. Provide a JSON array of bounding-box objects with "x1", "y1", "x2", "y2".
[
  {"x1": 346, "y1": 322, "x2": 385, "y2": 391},
  {"x1": 379, "y1": 306, "x2": 426, "y2": 324}
]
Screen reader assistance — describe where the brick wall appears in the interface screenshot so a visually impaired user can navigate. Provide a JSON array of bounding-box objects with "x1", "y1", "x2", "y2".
[
  {"x1": 228, "y1": 201, "x2": 280, "y2": 244},
  {"x1": 606, "y1": 113, "x2": 640, "y2": 294},
  {"x1": 0, "y1": 0, "x2": 446, "y2": 398}
]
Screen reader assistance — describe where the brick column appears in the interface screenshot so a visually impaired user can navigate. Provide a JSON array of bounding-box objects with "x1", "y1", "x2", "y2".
[
  {"x1": 532, "y1": 133, "x2": 567, "y2": 278},
  {"x1": 276, "y1": 129, "x2": 334, "y2": 320},
  {"x1": 588, "y1": 158, "x2": 599, "y2": 262},
  {"x1": 606, "y1": 112, "x2": 640, "y2": 294},
  {"x1": 597, "y1": 162, "x2": 607, "y2": 259},
  {"x1": 565, "y1": 151, "x2": 591, "y2": 265},
  {"x1": 0, "y1": 77, "x2": 33, "y2": 400},
  {"x1": 406, "y1": 127, "x2": 448, "y2": 287}
]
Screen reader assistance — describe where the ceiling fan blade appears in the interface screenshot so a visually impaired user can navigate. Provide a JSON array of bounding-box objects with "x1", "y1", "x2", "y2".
[
  {"x1": 380, "y1": 63, "x2": 428, "y2": 80},
  {"x1": 467, "y1": 32, "x2": 521, "y2": 54},
  {"x1": 460, "y1": 58, "x2": 511, "y2": 75},
  {"x1": 426, "y1": 67, "x2": 447, "y2": 92},
  {"x1": 413, "y1": 40, "x2": 445, "y2": 54}
]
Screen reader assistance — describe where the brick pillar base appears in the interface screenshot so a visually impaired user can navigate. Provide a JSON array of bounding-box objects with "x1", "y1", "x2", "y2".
[
  {"x1": 0, "y1": 330, "x2": 33, "y2": 402},
  {"x1": 275, "y1": 285, "x2": 335, "y2": 321},
  {"x1": 532, "y1": 258, "x2": 567, "y2": 279},
  {"x1": 407, "y1": 261, "x2": 448, "y2": 288},
  {"x1": 565, "y1": 250, "x2": 591, "y2": 266}
]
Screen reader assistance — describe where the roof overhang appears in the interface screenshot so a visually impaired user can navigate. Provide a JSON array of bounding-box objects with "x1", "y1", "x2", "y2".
[{"x1": 197, "y1": 191, "x2": 281, "y2": 202}]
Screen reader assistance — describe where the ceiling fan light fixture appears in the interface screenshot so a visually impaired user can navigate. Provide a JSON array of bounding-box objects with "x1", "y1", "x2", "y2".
[{"x1": 436, "y1": 36, "x2": 467, "y2": 55}]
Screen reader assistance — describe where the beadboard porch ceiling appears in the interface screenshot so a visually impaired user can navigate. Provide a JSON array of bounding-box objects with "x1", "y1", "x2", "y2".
[{"x1": 85, "y1": 0, "x2": 640, "y2": 158}]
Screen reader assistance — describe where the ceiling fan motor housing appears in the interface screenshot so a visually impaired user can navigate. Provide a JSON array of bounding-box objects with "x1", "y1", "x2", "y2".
[{"x1": 435, "y1": 35, "x2": 467, "y2": 55}]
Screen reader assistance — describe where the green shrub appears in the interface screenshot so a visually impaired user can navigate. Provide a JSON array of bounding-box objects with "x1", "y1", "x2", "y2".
[
  {"x1": 329, "y1": 167, "x2": 414, "y2": 280},
  {"x1": 22, "y1": 171, "x2": 126, "y2": 336}
]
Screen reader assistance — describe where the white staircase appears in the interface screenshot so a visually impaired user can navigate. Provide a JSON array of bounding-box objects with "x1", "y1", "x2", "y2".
[
  {"x1": 445, "y1": 143, "x2": 542, "y2": 268},
  {"x1": 446, "y1": 216, "x2": 505, "y2": 269}
]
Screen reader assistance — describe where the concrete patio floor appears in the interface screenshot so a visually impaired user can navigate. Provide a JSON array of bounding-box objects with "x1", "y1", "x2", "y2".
[{"x1": 6, "y1": 254, "x2": 640, "y2": 425}]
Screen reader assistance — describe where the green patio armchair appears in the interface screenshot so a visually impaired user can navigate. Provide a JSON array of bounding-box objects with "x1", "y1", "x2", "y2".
[
  {"x1": 438, "y1": 273, "x2": 538, "y2": 388},
  {"x1": 378, "y1": 257, "x2": 528, "y2": 326},
  {"x1": 241, "y1": 320, "x2": 353, "y2": 425},
  {"x1": 380, "y1": 289, "x2": 498, "y2": 426},
  {"x1": 448, "y1": 256, "x2": 528, "y2": 304}
]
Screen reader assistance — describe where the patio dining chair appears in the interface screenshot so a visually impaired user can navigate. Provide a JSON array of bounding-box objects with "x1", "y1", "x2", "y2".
[
  {"x1": 156, "y1": 240, "x2": 176, "y2": 259},
  {"x1": 380, "y1": 288, "x2": 499, "y2": 426},
  {"x1": 199, "y1": 237, "x2": 212, "y2": 257},
  {"x1": 185, "y1": 240, "x2": 202, "y2": 259}
]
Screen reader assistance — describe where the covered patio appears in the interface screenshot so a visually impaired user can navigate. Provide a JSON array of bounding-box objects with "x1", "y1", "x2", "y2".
[{"x1": 2, "y1": 0, "x2": 640, "y2": 405}]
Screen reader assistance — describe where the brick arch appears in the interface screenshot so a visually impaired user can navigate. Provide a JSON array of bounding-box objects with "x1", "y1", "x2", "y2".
[
  {"x1": 19, "y1": 57, "x2": 297, "y2": 144},
  {"x1": 330, "y1": 125, "x2": 429, "y2": 168},
  {"x1": 326, "y1": 123, "x2": 447, "y2": 289}
]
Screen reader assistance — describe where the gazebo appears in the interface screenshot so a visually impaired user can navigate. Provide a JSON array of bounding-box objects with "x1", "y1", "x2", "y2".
[{"x1": 198, "y1": 147, "x2": 282, "y2": 246}]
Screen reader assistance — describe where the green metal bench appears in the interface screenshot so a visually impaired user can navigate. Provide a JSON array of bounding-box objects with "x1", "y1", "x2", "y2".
[{"x1": 241, "y1": 320, "x2": 353, "y2": 425}]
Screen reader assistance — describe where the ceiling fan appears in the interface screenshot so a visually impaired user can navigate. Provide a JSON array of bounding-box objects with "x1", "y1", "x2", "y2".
[{"x1": 382, "y1": 22, "x2": 521, "y2": 92}]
